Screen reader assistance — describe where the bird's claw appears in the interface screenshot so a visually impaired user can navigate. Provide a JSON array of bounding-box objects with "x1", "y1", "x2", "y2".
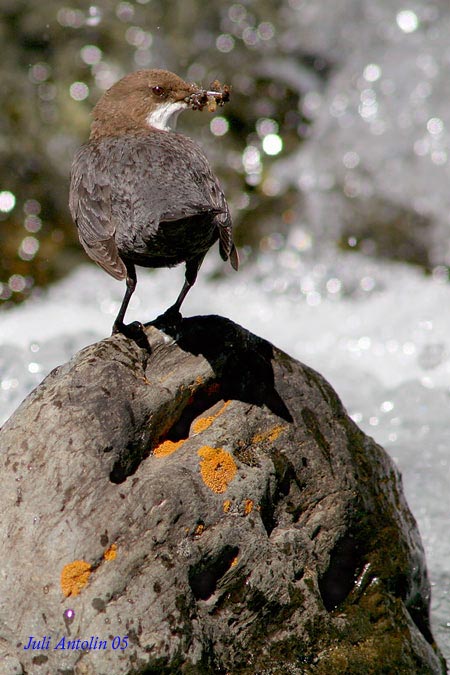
[
  {"x1": 112, "y1": 320, "x2": 151, "y2": 350},
  {"x1": 113, "y1": 319, "x2": 137, "y2": 334}
]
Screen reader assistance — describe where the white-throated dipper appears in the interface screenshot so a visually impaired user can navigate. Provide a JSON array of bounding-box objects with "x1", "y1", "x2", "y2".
[{"x1": 69, "y1": 69, "x2": 238, "y2": 334}]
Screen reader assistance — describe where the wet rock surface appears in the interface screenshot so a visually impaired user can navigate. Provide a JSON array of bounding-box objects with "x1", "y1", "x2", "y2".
[{"x1": 0, "y1": 315, "x2": 445, "y2": 674}]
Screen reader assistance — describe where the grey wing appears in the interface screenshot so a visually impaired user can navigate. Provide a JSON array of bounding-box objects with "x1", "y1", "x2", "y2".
[
  {"x1": 69, "y1": 145, "x2": 126, "y2": 281},
  {"x1": 155, "y1": 135, "x2": 239, "y2": 270}
]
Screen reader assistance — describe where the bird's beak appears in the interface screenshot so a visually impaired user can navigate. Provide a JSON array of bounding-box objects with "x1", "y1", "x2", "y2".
[{"x1": 184, "y1": 80, "x2": 230, "y2": 112}]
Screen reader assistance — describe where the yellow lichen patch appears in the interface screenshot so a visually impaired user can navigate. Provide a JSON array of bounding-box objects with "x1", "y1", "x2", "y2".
[
  {"x1": 223, "y1": 499, "x2": 232, "y2": 513},
  {"x1": 103, "y1": 543, "x2": 117, "y2": 561},
  {"x1": 243, "y1": 499, "x2": 254, "y2": 515},
  {"x1": 198, "y1": 446, "x2": 237, "y2": 494},
  {"x1": 153, "y1": 439, "x2": 185, "y2": 457},
  {"x1": 60, "y1": 560, "x2": 92, "y2": 597},
  {"x1": 192, "y1": 400, "x2": 231, "y2": 435},
  {"x1": 230, "y1": 555, "x2": 239, "y2": 567},
  {"x1": 252, "y1": 424, "x2": 285, "y2": 445}
]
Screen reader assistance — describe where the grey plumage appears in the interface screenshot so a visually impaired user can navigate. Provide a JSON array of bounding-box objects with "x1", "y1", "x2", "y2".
[
  {"x1": 70, "y1": 132, "x2": 235, "y2": 278},
  {"x1": 69, "y1": 69, "x2": 238, "y2": 334}
]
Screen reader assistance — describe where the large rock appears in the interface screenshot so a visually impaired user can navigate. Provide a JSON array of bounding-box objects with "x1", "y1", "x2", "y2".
[{"x1": 0, "y1": 316, "x2": 445, "y2": 674}]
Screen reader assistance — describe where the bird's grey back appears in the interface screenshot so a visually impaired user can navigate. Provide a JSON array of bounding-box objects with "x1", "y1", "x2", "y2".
[{"x1": 70, "y1": 130, "x2": 232, "y2": 275}]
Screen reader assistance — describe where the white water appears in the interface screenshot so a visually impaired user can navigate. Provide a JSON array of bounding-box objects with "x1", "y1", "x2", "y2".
[{"x1": 1, "y1": 250, "x2": 449, "y2": 662}]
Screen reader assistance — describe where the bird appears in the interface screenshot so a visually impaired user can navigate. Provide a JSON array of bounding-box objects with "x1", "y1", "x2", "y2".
[{"x1": 69, "y1": 69, "x2": 238, "y2": 335}]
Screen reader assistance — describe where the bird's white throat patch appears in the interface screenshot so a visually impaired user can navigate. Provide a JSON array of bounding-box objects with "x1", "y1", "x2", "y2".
[{"x1": 146, "y1": 100, "x2": 187, "y2": 131}]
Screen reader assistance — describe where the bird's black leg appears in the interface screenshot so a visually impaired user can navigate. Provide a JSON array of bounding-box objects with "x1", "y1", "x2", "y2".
[
  {"x1": 168, "y1": 255, "x2": 205, "y2": 317},
  {"x1": 112, "y1": 261, "x2": 140, "y2": 335},
  {"x1": 156, "y1": 255, "x2": 205, "y2": 329}
]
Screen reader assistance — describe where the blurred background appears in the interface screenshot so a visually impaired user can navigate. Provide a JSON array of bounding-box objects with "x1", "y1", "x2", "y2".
[
  {"x1": 1, "y1": 0, "x2": 450, "y2": 663},
  {"x1": 0, "y1": 0, "x2": 311, "y2": 303},
  {"x1": 2, "y1": 0, "x2": 450, "y2": 306}
]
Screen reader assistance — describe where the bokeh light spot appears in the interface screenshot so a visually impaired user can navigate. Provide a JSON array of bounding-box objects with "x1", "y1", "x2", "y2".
[
  {"x1": 363, "y1": 63, "x2": 382, "y2": 83},
  {"x1": 24, "y1": 215, "x2": 42, "y2": 233},
  {"x1": 70, "y1": 82, "x2": 89, "y2": 101},
  {"x1": 427, "y1": 117, "x2": 444, "y2": 135},
  {"x1": 256, "y1": 118, "x2": 278, "y2": 137},
  {"x1": 258, "y1": 22, "x2": 275, "y2": 41},
  {"x1": 216, "y1": 34, "x2": 235, "y2": 53},
  {"x1": 19, "y1": 236, "x2": 40, "y2": 261},
  {"x1": 56, "y1": 8, "x2": 84, "y2": 28},
  {"x1": 9, "y1": 274, "x2": 26, "y2": 293},
  {"x1": 262, "y1": 134, "x2": 283, "y2": 155},
  {"x1": 396, "y1": 10, "x2": 419, "y2": 33},
  {"x1": 125, "y1": 27, "x2": 152, "y2": 48},
  {"x1": 229, "y1": 4, "x2": 247, "y2": 23},
  {"x1": 0, "y1": 191, "x2": 16, "y2": 213},
  {"x1": 80, "y1": 45, "x2": 102, "y2": 65},
  {"x1": 86, "y1": 5, "x2": 103, "y2": 26},
  {"x1": 29, "y1": 63, "x2": 51, "y2": 83},
  {"x1": 342, "y1": 151, "x2": 360, "y2": 169},
  {"x1": 210, "y1": 117, "x2": 229, "y2": 136},
  {"x1": 242, "y1": 145, "x2": 262, "y2": 172}
]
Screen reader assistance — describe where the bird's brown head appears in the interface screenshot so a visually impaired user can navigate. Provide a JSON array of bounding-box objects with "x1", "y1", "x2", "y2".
[{"x1": 90, "y1": 69, "x2": 230, "y2": 139}]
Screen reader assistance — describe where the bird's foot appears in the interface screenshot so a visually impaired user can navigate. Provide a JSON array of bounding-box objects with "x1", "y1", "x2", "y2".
[
  {"x1": 153, "y1": 306, "x2": 183, "y2": 336},
  {"x1": 112, "y1": 320, "x2": 151, "y2": 350},
  {"x1": 112, "y1": 319, "x2": 143, "y2": 335},
  {"x1": 161, "y1": 305, "x2": 182, "y2": 323}
]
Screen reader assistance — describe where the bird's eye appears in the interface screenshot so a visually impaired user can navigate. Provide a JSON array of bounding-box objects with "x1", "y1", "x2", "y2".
[{"x1": 152, "y1": 86, "x2": 165, "y2": 97}]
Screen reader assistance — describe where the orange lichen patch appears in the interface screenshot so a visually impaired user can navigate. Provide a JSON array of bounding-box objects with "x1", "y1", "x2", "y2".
[
  {"x1": 194, "y1": 523, "x2": 205, "y2": 537},
  {"x1": 153, "y1": 439, "x2": 186, "y2": 457},
  {"x1": 103, "y1": 543, "x2": 117, "y2": 561},
  {"x1": 188, "y1": 375, "x2": 205, "y2": 394},
  {"x1": 243, "y1": 499, "x2": 254, "y2": 515},
  {"x1": 198, "y1": 446, "x2": 237, "y2": 494},
  {"x1": 223, "y1": 499, "x2": 232, "y2": 513},
  {"x1": 192, "y1": 415, "x2": 215, "y2": 434},
  {"x1": 60, "y1": 560, "x2": 92, "y2": 597},
  {"x1": 192, "y1": 400, "x2": 231, "y2": 435},
  {"x1": 252, "y1": 425, "x2": 285, "y2": 445},
  {"x1": 230, "y1": 556, "x2": 239, "y2": 567},
  {"x1": 217, "y1": 399, "x2": 231, "y2": 415}
]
